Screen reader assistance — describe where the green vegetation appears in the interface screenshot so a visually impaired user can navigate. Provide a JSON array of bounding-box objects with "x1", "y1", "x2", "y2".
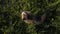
[{"x1": 0, "y1": 0, "x2": 60, "y2": 34}]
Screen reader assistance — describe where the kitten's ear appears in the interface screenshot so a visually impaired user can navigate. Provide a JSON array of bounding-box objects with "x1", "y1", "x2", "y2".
[{"x1": 40, "y1": 13, "x2": 47, "y2": 23}]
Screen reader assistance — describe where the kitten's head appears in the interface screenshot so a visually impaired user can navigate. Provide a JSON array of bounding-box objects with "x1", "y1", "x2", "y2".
[{"x1": 21, "y1": 11, "x2": 33, "y2": 20}]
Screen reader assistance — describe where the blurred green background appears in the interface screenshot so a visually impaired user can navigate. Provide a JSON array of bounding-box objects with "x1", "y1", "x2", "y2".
[{"x1": 0, "y1": 0, "x2": 60, "y2": 34}]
